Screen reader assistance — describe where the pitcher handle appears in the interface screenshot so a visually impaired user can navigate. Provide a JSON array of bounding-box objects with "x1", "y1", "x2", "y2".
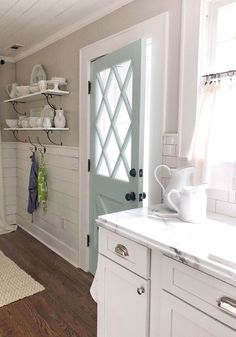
[
  {"x1": 154, "y1": 165, "x2": 171, "y2": 193},
  {"x1": 166, "y1": 189, "x2": 180, "y2": 213}
]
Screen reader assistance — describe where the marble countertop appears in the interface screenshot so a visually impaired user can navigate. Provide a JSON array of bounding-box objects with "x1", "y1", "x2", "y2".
[{"x1": 97, "y1": 207, "x2": 236, "y2": 287}]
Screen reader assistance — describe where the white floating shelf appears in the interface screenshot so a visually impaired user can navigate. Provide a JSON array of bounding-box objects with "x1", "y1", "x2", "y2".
[
  {"x1": 4, "y1": 90, "x2": 69, "y2": 103},
  {"x1": 4, "y1": 128, "x2": 69, "y2": 131}
]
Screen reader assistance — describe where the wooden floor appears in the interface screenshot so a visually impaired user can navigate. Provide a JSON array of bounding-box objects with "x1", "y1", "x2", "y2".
[{"x1": 0, "y1": 228, "x2": 97, "y2": 337}]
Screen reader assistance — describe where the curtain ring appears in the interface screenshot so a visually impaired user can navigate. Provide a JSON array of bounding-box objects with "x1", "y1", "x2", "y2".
[{"x1": 227, "y1": 70, "x2": 234, "y2": 81}]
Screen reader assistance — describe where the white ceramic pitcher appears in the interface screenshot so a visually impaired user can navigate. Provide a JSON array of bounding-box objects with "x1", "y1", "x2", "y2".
[
  {"x1": 167, "y1": 184, "x2": 207, "y2": 223},
  {"x1": 154, "y1": 165, "x2": 194, "y2": 211}
]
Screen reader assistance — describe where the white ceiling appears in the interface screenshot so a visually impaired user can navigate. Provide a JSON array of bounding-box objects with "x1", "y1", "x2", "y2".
[{"x1": 0, "y1": 0, "x2": 133, "y2": 61}]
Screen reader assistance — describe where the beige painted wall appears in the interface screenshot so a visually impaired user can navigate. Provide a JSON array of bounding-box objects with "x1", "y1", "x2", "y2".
[
  {"x1": 0, "y1": 63, "x2": 16, "y2": 142},
  {"x1": 14, "y1": 0, "x2": 181, "y2": 147}
]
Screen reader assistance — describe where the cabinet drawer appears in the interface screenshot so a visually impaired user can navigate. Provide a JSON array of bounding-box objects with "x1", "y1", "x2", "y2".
[
  {"x1": 99, "y1": 228, "x2": 150, "y2": 278},
  {"x1": 162, "y1": 256, "x2": 236, "y2": 329},
  {"x1": 160, "y1": 291, "x2": 236, "y2": 337}
]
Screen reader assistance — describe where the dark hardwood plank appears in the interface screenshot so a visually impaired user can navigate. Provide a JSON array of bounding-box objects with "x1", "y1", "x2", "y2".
[{"x1": 0, "y1": 228, "x2": 97, "y2": 337}]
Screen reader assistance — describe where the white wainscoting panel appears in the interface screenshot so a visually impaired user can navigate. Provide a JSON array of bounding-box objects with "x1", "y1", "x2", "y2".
[
  {"x1": 16, "y1": 142, "x2": 80, "y2": 266},
  {"x1": 2, "y1": 142, "x2": 16, "y2": 224}
]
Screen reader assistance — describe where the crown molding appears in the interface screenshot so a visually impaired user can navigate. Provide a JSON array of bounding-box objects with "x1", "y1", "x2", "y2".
[
  {"x1": 0, "y1": 55, "x2": 15, "y2": 63},
  {"x1": 14, "y1": 0, "x2": 133, "y2": 62}
]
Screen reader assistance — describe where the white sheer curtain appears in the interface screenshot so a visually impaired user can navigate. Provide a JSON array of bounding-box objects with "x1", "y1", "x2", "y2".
[
  {"x1": 0, "y1": 131, "x2": 17, "y2": 235},
  {"x1": 188, "y1": 76, "x2": 236, "y2": 189}
]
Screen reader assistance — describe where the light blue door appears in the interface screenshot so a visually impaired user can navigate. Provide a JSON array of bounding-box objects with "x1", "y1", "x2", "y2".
[{"x1": 90, "y1": 40, "x2": 146, "y2": 274}]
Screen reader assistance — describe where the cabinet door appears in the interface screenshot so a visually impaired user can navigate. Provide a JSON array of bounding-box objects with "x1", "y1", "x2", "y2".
[
  {"x1": 97, "y1": 254, "x2": 149, "y2": 337},
  {"x1": 160, "y1": 291, "x2": 235, "y2": 337}
]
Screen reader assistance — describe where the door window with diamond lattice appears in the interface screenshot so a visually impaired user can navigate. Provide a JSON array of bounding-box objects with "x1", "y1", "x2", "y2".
[{"x1": 95, "y1": 60, "x2": 133, "y2": 182}]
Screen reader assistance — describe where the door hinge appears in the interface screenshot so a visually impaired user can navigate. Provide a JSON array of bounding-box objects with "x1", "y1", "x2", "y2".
[
  {"x1": 87, "y1": 234, "x2": 90, "y2": 247},
  {"x1": 88, "y1": 159, "x2": 91, "y2": 172},
  {"x1": 88, "y1": 81, "x2": 92, "y2": 94}
]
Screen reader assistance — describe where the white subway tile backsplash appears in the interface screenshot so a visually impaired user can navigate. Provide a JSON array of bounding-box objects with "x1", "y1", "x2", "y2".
[
  {"x1": 228, "y1": 190, "x2": 236, "y2": 203},
  {"x1": 232, "y1": 177, "x2": 236, "y2": 190},
  {"x1": 163, "y1": 145, "x2": 176, "y2": 156},
  {"x1": 216, "y1": 200, "x2": 236, "y2": 217},
  {"x1": 165, "y1": 134, "x2": 178, "y2": 145},
  {"x1": 207, "y1": 189, "x2": 228, "y2": 202},
  {"x1": 207, "y1": 199, "x2": 216, "y2": 212},
  {"x1": 161, "y1": 178, "x2": 170, "y2": 189},
  {"x1": 164, "y1": 156, "x2": 177, "y2": 168}
]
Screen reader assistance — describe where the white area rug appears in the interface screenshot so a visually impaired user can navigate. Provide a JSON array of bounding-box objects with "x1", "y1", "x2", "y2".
[{"x1": 0, "y1": 250, "x2": 44, "y2": 307}]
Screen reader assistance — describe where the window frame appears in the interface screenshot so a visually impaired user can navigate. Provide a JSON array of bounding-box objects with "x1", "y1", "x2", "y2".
[
  {"x1": 207, "y1": 0, "x2": 236, "y2": 73},
  {"x1": 178, "y1": 0, "x2": 236, "y2": 158}
]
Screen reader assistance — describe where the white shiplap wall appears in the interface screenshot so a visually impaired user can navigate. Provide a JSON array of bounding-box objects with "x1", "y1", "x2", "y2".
[
  {"x1": 2, "y1": 142, "x2": 17, "y2": 225},
  {"x1": 15, "y1": 142, "x2": 80, "y2": 266}
]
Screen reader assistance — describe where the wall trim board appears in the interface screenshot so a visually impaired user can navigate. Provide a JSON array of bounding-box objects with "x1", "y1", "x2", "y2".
[
  {"x1": 0, "y1": 56, "x2": 15, "y2": 63},
  {"x1": 79, "y1": 13, "x2": 168, "y2": 272},
  {"x1": 16, "y1": 142, "x2": 80, "y2": 157},
  {"x1": 13, "y1": 0, "x2": 134, "y2": 62},
  {"x1": 18, "y1": 219, "x2": 79, "y2": 267}
]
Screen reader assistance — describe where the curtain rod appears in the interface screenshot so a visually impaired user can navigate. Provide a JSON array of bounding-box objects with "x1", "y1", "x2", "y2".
[{"x1": 202, "y1": 70, "x2": 236, "y2": 78}]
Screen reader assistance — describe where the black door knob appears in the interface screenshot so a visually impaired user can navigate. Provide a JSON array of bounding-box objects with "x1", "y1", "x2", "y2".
[
  {"x1": 129, "y1": 168, "x2": 136, "y2": 177},
  {"x1": 125, "y1": 192, "x2": 136, "y2": 201},
  {"x1": 139, "y1": 192, "x2": 147, "y2": 202}
]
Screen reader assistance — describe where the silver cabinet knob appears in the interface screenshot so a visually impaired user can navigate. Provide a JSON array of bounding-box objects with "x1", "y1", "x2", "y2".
[
  {"x1": 115, "y1": 244, "x2": 129, "y2": 257},
  {"x1": 137, "y1": 286, "x2": 145, "y2": 295}
]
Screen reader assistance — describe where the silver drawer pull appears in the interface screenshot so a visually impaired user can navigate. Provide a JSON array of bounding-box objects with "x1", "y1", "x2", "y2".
[
  {"x1": 115, "y1": 244, "x2": 129, "y2": 257},
  {"x1": 137, "y1": 286, "x2": 145, "y2": 295},
  {"x1": 217, "y1": 297, "x2": 236, "y2": 316}
]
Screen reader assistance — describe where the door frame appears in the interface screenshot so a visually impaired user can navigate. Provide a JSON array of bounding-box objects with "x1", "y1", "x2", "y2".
[{"x1": 78, "y1": 13, "x2": 169, "y2": 271}]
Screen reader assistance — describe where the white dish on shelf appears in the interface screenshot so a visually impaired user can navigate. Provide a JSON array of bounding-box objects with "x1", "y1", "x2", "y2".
[
  {"x1": 51, "y1": 77, "x2": 66, "y2": 82},
  {"x1": 30, "y1": 64, "x2": 47, "y2": 84},
  {"x1": 36, "y1": 117, "x2": 43, "y2": 128},
  {"x1": 29, "y1": 117, "x2": 39, "y2": 128},
  {"x1": 16, "y1": 85, "x2": 30, "y2": 96},
  {"x1": 29, "y1": 84, "x2": 39, "y2": 93},
  {"x1": 5, "y1": 119, "x2": 18, "y2": 128},
  {"x1": 47, "y1": 79, "x2": 67, "y2": 91},
  {"x1": 21, "y1": 118, "x2": 30, "y2": 128}
]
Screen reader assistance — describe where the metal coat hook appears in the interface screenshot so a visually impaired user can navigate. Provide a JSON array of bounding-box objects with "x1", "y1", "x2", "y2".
[
  {"x1": 27, "y1": 136, "x2": 37, "y2": 151},
  {"x1": 37, "y1": 136, "x2": 46, "y2": 153},
  {"x1": 44, "y1": 130, "x2": 63, "y2": 146},
  {"x1": 12, "y1": 102, "x2": 26, "y2": 116},
  {"x1": 12, "y1": 130, "x2": 25, "y2": 143}
]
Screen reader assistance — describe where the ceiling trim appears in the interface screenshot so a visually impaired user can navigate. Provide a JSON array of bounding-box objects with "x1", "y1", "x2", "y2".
[
  {"x1": 14, "y1": 0, "x2": 134, "y2": 62},
  {"x1": 0, "y1": 55, "x2": 15, "y2": 63}
]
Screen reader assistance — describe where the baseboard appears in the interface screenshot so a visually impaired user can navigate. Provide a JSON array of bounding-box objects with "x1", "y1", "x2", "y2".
[{"x1": 17, "y1": 217, "x2": 79, "y2": 268}]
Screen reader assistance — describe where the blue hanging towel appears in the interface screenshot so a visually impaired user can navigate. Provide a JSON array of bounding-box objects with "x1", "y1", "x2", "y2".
[{"x1": 27, "y1": 152, "x2": 39, "y2": 216}]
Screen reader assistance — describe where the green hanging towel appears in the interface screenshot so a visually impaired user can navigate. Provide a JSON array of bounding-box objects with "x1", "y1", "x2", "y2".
[{"x1": 38, "y1": 152, "x2": 48, "y2": 211}]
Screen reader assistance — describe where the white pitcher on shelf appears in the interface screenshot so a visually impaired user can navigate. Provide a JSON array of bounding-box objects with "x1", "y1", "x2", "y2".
[
  {"x1": 167, "y1": 184, "x2": 207, "y2": 223},
  {"x1": 154, "y1": 165, "x2": 194, "y2": 211},
  {"x1": 54, "y1": 109, "x2": 66, "y2": 128}
]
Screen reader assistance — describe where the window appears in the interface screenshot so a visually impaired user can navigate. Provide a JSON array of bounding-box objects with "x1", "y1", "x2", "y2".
[
  {"x1": 208, "y1": 0, "x2": 236, "y2": 72},
  {"x1": 188, "y1": 0, "x2": 236, "y2": 189}
]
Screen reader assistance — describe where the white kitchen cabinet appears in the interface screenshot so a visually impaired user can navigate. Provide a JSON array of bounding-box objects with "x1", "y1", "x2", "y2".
[
  {"x1": 97, "y1": 254, "x2": 150, "y2": 337},
  {"x1": 160, "y1": 291, "x2": 236, "y2": 337},
  {"x1": 97, "y1": 225, "x2": 236, "y2": 337}
]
